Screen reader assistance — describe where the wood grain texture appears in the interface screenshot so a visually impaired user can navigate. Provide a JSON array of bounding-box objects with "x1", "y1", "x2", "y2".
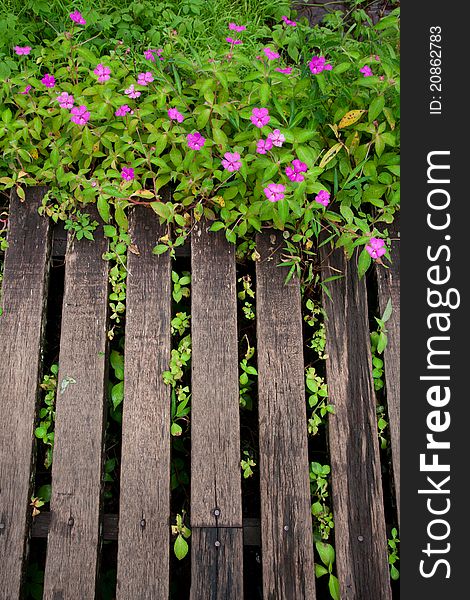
[
  {"x1": 256, "y1": 231, "x2": 316, "y2": 600},
  {"x1": 33, "y1": 513, "x2": 262, "y2": 545},
  {"x1": 376, "y1": 216, "x2": 400, "y2": 525},
  {"x1": 0, "y1": 188, "x2": 51, "y2": 598},
  {"x1": 190, "y1": 222, "x2": 242, "y2": 528},
  {"x1": 190, "y1": 527, "x2": 244, "y2": 600},
  {"x1": 321, "y1": 245, "x2": 392, "y2": 600},
  {"x1": 116, "y1": 207, "x2": 172, "y2": 599},
  {"x1": 43, "y1": 211, "x2": 108, "y2": 600}
]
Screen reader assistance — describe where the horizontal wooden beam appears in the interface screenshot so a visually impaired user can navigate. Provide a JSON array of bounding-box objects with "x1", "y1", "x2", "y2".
[{"x1": 31, "y1": 513, "x2": 261, "y2": 546}]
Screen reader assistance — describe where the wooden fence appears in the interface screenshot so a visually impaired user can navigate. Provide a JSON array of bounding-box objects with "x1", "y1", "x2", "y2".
[{"x1": 0, "y1": 189, "x2": 400, "y2": 599}]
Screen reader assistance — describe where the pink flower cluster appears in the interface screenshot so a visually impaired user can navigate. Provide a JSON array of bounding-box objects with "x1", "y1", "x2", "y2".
[
  {"x1": 221, "y1": 152, "x2": 242, "y2": 172},
  {"x1": 70, "y1": 105, "x2": 90, "y2": 126},
  {"x1": 286, "y1": 159, "x2": 307, "y2": 182},
  {"x1": 168, "y1": 108, "x2": 184, "y2": 123},
  {"x1": 69, "y1": 10, "x2": 86, "y2": 25},
  {"x1": 14, "y1": 46, "x2": 31, "y2": 55},
  {"x1": 275, "y1": 67, "x2": 292, "y2": 75},
  {"x1": 226, "y1": 37, "x2": 242, "y2": 45},
  {"x1": 56, "y1": 92, "x2": 74, "y2": 109},
  {"x1": 309, "y1": 55, "x2": 333, "y2": 75},
  {"x1": 137, "y1": 72, "x2": 154, "y2": 85},
  {"x1": 41, "y1": 74, "x2": 55, "y2": 88},
  {"x1": 366, "y1": 237, "x2": 386, "y2": 259},
  {"x1": 124, "y1": 84, "x2": 141, "y2": 99},
  {"x1": 94, "y1": 64, "x2": 111, "y2": 83},
  {"x1": 250, "y1": 107, "x2": 270, "y2": 128},
  {"x1": 360, "y1": 65, "x2": 373, "y2": 77},
  {"x1": 115, "y1": 105, "x2": 132, "y2": 117},
  {"x1": 121, "y1": 167, "x2": 135, "y2": 181},
  {"x1": 144, "y1": 48, "x2": 163, "y2": 62},
  {"x1": 263, "y1": 47, "x2": 280, "y2": 60},
  {"x1": 264, "y1": 183, "x2": 285, "y2": 202},
  {"x1": 281, "y1": 15, "x2": 297, "y2": 26},
  {"x1": 268, "y1": 129, "x2": 285, "y2": 147},
  {"x1": 315, "y1": 190, "x2": 330, "y2": 207},
  {"x1": 228, "y1": 22, "x2": 246, "y2": 32},
  {"x1": 187, "y1": 131, "x2": 206, "y2": 150}
]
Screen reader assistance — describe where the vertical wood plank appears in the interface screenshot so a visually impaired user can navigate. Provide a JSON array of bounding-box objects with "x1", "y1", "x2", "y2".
[
  {"x1": 190, "y1": 221, "x2": 243, "y2": 594},
  {"x1": 43, "y1": 210, "x2": 108, "y2": 600},
  {"x1": 376, "y1": 216, "x2": 400, "y2": 525},
  {"x1": 256, "y1": 231, "x2": 316, "y2": 600},
  {"x1": 190, "y1": 528, "x2": 244, "y2": 600},
  {"x1": 321, "y1": 246, "x2": 392, "y2": 600},
  {"x1": 0, "y1": 189, "x2": 51, "y2": 598},
  {"x1": 116, "y1": 207, "x2": 172, "y2": 599}
]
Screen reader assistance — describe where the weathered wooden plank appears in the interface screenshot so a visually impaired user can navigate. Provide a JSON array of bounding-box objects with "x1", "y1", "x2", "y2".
[
  {"x1": 190, "y1": 528, "x2": 244, "y2": 600},
  {"x1": 0, "y1": 188, "x2": 51, "y2": 598},
  {"x1": 116, "y1": 207, "x2": 172, "y2": 599},
  {"x1": 376, "y1": 216, "x2": 400, "y2": 525},
  {"x1": 190, "y1": 222, "x2": 242, "y2": 527},
  {"x1": 33, "y1": 513, "x2": 262, "y2": 545},
  {"x1": 321, "y1": 245, "x2": 392, "y2": 600},
  {"x1": 43, "y1": 210, "x2": 108, "y2": 600},
  {"x1": 256, "y1": 231, "x2": 316, "y2": 600},
  {"x1": 190, "y1": 222, "x2": 243, "y2": 594}
]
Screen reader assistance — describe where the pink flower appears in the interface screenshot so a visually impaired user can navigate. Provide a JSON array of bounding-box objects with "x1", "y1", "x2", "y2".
[
  {"x1": 124, "y1": 84, "x2": 141, "y2": 99},
  {"x1": 268, "y1": 129, "x2": 285, "y2": 147},
  {"x1": 360, "y1": 65, "x2": 373, "y2": 77},
  {"x1": 187, "y1": 131, "x2": 206, "y2": 150},
  {"x1": 69, "y1": 10, "x2": 86, "y2": 25},
  {"x1": 41, "y1": 74, "x2": 55, "y2": 88},
  {"x1": 137, "y1": 71, "x2": 154, "y2": 85},
  {"x1": 121, "y1": 167, "x2": 135, "y2": 181},
  {"x1": 14, "y1": 46, "x2": 31, "y2": 55},
  {"x1": 168, "y1": 108, "x2": 184, "y2": 123},
  {"x1": 366, "y1": 237, "x2": 386, "y2": 259},
  {"x1": 70, "y1": 105, "x2": 90, "y2": 125},
  {"x1": 226, "y1": 37, "x2": 242, "y2": 45},
  {"x1": 315, "y1": 190, "x2": 330, "y2": 207},
  {"x1": 256, "y1": 138, "x2": 274, "y2": 155},
  {"x1": 286, "y1": 159, "x2": 308, "y2": 182},
  {"x1": 264, "y1": 183, "x2": 285, "y2": 202},
  {"x1": 281, "y1": 16, "x2": 297, "y2": 26},
  {"x1": 250, "y1": 107, "x2": 270, "y2": 128},
  {"x1": 56, "y1": 91, "x2": 74, "y2": 109},
  {"x1": 144, "y1": 49, "x2": 156, "y2": 61},
  {"x1": 275, "y1": 67, "x2": 292, "y2": 75},
  {"x1": 263, "y1": 47, "x2": 280, "y2": 60},
  {"x1": 115, "y1": 105, "x2": 131, "y2": 116},
  {"x1": 374, "y1": 54, "x2": 381, "y2": 62},
  {"x1": 309, "y1": 55, "x2": 332, "y2": 75},
  {"x1": 228, "y1": 23, "x2": 246, "y2": 32},
  {"x1": 94, "y1": 64, "x2": 111, "y2": 83},
  {"x1": 20, "y1": 85, "x2": 32, "y2": 95},
  {"x1": 221, "y1": 152, "x2": 242, "y2": 172}
]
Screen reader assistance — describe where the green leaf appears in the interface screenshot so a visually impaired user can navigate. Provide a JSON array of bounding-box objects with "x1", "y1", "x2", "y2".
[
  {"x1": 174, "y1": 534, "x2": 189, "y2": 560},
  {"x1": 328, "y1": 574, "x2": 341, "y2": 600},
  {"x1": 115, "y1": 202, "x2": 129, "y2": 232},
  {"x1": 102, "y1": 186, "x2": 129, "y2": 199},
  {"x1": 390, "y1": 564, "x2": 400, "y2": 580},
  {"x1": 369, "y1": 96, "x2": 385, "y2": 122},
  {"x1": 111, "y1": 382, "x2": 124, "y2": 410},
  {"x1": 357, "y1": 247, "x2": 372, "y2": 279},
  {"x1": 382, "y1": 298, "x2": 393, "y2": 323},
  {"x1": 377, "y1": 331, "x2": 388, "y2": 354},
  {"x1": 35, "y1": 427, "x2": 47, "y2": 439},
  {"x1": 210, "y1": 221, "x2": 225, "y2": 232},
  {"x1": 316, "y1": 542, "x2": 335, "y2": 567},
  {"x1": 110, "y1": 350, "x2": 124, "y2": 380},
  {"x1": 277, "y1": 199, "x2": 289, "y2": 227},
  {"x1": 82, "y1": 126, "x2": 93, "y2": 152},
  {"x1": 259, "y1": 82, "x2": 270, "y2": 105},
  {"x1": 197, "y1": 108, "x2": 211, "y2": 130},
  {"x1": 315, "y1": 564, "x2": 329, "y2": 578},
  {"x1": 37, "y1": 484, "x2": 52, "y2": 502},
  {"x1": 171, "y1": 422, "x2": 183, "y2": 436},
  {"x1": 97, "y1": 196, "x2": 110, "y2": 223}
]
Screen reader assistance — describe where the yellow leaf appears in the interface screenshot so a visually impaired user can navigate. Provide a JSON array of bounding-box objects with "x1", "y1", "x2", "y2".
[
  {"x1": 319, "y1": 143, "x2": 342, "y2": 169},
  {"x1": 338, "y1": 110, "x2": 366, "y2": 129}
]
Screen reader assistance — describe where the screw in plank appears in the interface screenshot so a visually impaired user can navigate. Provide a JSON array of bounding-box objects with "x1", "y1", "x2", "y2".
[
  {"x1": 213, "y1": 508, "x2": 221, "y2": 517},
  {"x1": 67, "y1": 516, "x2": 74, "y2": 527},
  {"x1": 140, "y1": 518, "x2": 146, "y2": 529},
  {"x1": 0, "y1": 523, "x2": 5, "y2": 530},
  {"x1": 214, "y1": 540, "x2": 221, "y2": 548},
  {"x1": 283, "y1": 525, "x2": 289, "y2": 532},
  {"x1": 357, "y1": 535, "x2": 364, "y2": 542}
]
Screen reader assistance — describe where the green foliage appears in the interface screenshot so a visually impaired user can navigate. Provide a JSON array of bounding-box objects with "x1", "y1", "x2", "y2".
[
  {"x1": 240, "y1": 449, "x2": 256, "y2": 478},
  {"x1": 388, "y1": 527, "x2": 400, "y2": 581},
  {"x1": 310, "y1": 462, "x2": 334, "y2": 541},
  {"x1": 304, "y1": 298, "x2": 327, "y2": 359},
  {"x1": 306, "y1": 367, "x2": 333, "y2": 436},
  {"x1": 315, "y1": 541, "x2": 340, "y2": 600},
  {"x1": 239, "y1": 335, "x2": 257, "y2": 410},
  {"x1": 63, "y1": 210, "x2": 98, "y2": 241},
  {"x1": 34, "y1": 363, "x2": 58, "y2": 469},
  {"x1": 171, "y1": 512, "x2": 191, "y2": 560},
  {"x1": 0, "y1": 7, "x2": 399, "y2": 273}
]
